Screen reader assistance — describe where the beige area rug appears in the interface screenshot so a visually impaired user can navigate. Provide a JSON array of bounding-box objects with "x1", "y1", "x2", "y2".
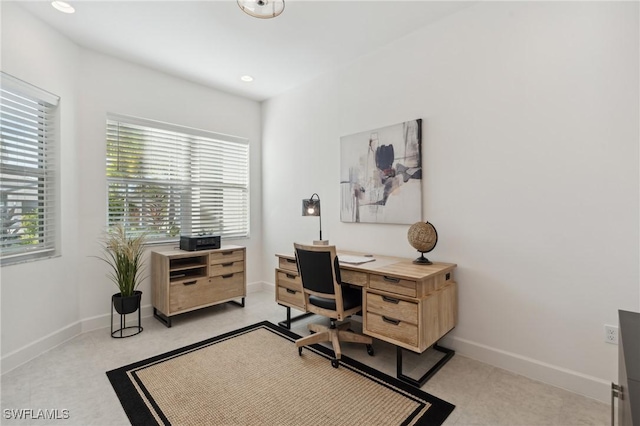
[{"x1": 107, "y1": 321, "x2": 454, "y2": 425}]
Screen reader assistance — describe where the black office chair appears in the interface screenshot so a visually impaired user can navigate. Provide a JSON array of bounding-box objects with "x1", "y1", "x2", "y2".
[{"x1": 293, "y1": 243, "x2": 374, "y2": 368}]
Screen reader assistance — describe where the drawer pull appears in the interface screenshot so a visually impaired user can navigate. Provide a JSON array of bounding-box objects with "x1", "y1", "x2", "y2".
[
  {"x1": 286, "y1": 258, "x2": 296, "y2": 264},
  {"x1": 221, "y1": 262, "x2": 233, "y2": 267},
  {"x1": 382, "y1": 316, "x2": 400, "y2": 325},
  {"x1": 222, "y1": 251, "x2": 234, "y2": 256},
  {"x1": 383, "y1": 276, "x2": 400, "y2": 283},
  {"x1": 221, "y1": 274, "x2": 234, "y2": 279},
  {"x1": 285, "y1": 273, "x2": 296, "y2": 279},
  {"x1": 183, "y1": 280, "x2": 197, "y2": 286},
  {"x1": 286, "y1": 288, "x2": 296, "y2": 294},
  {"x1": 382, "y1": 296, "x2": 400, "y2": 304}
]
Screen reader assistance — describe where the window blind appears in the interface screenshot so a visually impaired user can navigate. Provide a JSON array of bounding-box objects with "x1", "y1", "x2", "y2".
[
  {"x1": 106, "y1": 115, "x2": 250, "y2": 241},
  {"x1": 0, "y1": 73, "x2": 59, "y2": 264}
]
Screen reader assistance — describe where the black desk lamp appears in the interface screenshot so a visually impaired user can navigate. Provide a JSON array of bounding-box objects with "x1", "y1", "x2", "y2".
[{"x1": 302, "y1": 193, "x2": 326, "y2": 245}]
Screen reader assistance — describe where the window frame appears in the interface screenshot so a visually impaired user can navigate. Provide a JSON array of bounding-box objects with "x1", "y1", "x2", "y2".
[
  {"x1": 0, "y1": 73, "x2": 60, "y2": 266},
  {"x1": 105, "y1": 114, "x2": 250, "y2": 243}
]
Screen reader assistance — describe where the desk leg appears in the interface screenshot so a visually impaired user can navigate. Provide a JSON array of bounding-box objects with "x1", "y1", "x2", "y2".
[
  {"x1": 396, "y1": 344, "x2": 455, "y2": 387},
  {"x1": 277, "y1": 305, "x2": 314, "y2": 330}
]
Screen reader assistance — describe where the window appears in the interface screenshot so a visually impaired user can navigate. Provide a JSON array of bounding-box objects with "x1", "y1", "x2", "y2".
[
  {"x1": 106, "y1": 115, "x2": 249, "y2": 242},
  {"x1": 0, "y1": 73, "x2": 59, "y2": 265}
]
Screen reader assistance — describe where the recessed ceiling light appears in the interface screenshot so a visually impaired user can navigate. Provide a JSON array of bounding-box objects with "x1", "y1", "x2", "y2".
[
  {"x1": 240, "y1": 75, "x2": 254, "y2": 83},
  {"x1": 51, "y1": 1, "x2": 75, "y2": 14}
]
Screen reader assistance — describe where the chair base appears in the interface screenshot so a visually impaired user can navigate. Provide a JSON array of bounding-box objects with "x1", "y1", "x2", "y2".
[{"x1": 295, "y1": 321, "x2": 373, "y2": 362}]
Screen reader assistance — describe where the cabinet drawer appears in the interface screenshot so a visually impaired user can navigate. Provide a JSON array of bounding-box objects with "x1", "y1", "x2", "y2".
[
  {"x1": 278, "y1": 256, "x2": 298, "y2": 272},
  {"x1": 276, "y1": 285, "x2": 305, "y2": 310},
  {"x1": 276, "y1": 270, "x2": 302, "y2": 291},
  {"x1": 210, "y1": 260, "x2": 244, "y2": 277},
  {"x1": 210, "y1": 272, "x2": 245, "y2": 301},
  {"x1": 370, "y1": 274, "x2": 417, "y2": 298},
  {"x1": 366, "y1": 292, "x2": 418, "y2": 325},
  {"x1": 169, "y1": 277, "x2": 213, "y2": 313},
  {"x1": 210, "y1": 249, "x2": 244, "y2": 264},
  {"x1": 365, "y1": 312, "x2": 418, "y2": 347}
]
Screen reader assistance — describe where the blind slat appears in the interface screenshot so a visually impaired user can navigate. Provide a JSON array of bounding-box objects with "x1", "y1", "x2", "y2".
[
  {"x1": 106, "y1": 116, "x2": 249, "y2": 239},
  {"x1": 0, "y1": 73, "x2": 58, "y2": 264}
]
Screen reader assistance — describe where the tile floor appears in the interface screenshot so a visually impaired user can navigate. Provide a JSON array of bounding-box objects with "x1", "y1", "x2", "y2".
[{"x1": 0, "y1": 290, "x2": 610, "y2": 425}]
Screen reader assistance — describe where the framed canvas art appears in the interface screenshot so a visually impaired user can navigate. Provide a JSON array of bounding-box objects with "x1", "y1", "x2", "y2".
[{"x1": 340, "y1": 119, "x2": 422, "y2": 224}]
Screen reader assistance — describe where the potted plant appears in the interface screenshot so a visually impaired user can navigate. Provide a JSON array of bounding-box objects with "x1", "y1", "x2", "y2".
[{"x1": 98, "y1": 224, "x2": 147, "y2": 315}]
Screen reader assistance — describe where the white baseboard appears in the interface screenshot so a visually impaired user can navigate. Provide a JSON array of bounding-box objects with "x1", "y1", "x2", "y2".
[
  {"x1": 440, "y1": 334, "x2": 610, "y2": 403},
  {"x1": 3, "y1": 282, "x2": 610, "y2": 405},
  {"x1": 2, "y1": 281, "x2": 272, "y2": 375},
  {"x1": 80, "y1": 304, "x2": 155, "y2": 333},
  {"x1": 247, "y1": 280, "x2": 273, "y2": 293},
  {"x1": 1, "y1": 321, "x2": 82, "y2": 375}
]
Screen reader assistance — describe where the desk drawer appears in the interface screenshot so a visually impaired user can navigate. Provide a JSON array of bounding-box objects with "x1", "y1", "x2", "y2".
[
  {"x1": 278, "y1": 256, "x2": 298, "y2": 273},
  {"x1": 211, "y1": 249, "x2": 244, "y2": 264},
  {"x1": 276, "y1": 286, "x2": 305, "y2": 310},
  {"x1": 365, "y1": 312, "x2": 418, "y2": 347},
  {"x1": 276, "y1": 270, "x2": 302, "y2": 291},
  {"x1": 340, "y1": 269, "x2": 368, "y2": 287},
  {"x1": 366, "y1": 292, "x2": 418, "y2": 325},
  {"x1": 370, "y1": 274, "x2": 417, "y2": 298}
]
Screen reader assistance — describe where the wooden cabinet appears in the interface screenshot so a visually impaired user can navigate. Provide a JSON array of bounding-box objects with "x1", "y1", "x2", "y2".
[
  {"x1": 616, "y1": 310, "x2": 640, "y2": 426},
  {"x1": 152, "y1": 245, "x2": 246, "y2": 327}
]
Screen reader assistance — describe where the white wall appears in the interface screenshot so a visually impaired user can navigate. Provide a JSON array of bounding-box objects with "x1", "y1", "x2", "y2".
[
  {"x1": 1, "y1": 2, "x2": 82, "y2": 368},
  {"x1": 75, "y1": 49, "x2": 263, "y2": 325},
  {"x1": 1, "y1": 2, "x2": 263, "y2": 371},
  {"x1": 262, "y1": 1, "x2": 639, "y2": 402}
]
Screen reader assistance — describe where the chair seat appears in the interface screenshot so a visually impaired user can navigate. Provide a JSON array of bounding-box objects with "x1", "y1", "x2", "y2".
[{"x1": 309, "y1": 285, "x2": 361, "y2": 311}]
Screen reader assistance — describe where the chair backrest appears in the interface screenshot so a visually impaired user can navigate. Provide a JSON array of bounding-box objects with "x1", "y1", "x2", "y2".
[
  {"x1": 294, "y1": 243, "x2": 344, "y2": 313},
  {"x1": 294, "y1": 244, "x2": 340, "y2": 293}
]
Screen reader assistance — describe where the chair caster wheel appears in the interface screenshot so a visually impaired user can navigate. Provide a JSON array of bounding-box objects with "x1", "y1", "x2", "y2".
[
  {"x1": 298, "y1": 347, "x2": 303, "y2": 356},
  {"x1": 331, "y1": 359, "x2": 339, "y2": 368},
  {"x1": 366, "y1": 344, "x2": 374, "y2": 356}
]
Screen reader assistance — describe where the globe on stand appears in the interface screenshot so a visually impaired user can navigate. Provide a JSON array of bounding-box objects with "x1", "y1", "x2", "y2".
[{"x1": 407, "y1": 222, "x2": 438, "y2": 265}]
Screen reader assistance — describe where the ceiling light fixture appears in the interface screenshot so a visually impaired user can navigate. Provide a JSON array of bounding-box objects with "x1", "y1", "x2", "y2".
[
  {"x1": 237, "y1": 0, "x2": 284, "y2": 19},
  {"x1": 240, "y1": 75, "x2": 254, "y2": 82},
  {"x1": 51, "y1": 1, "x2": 75, "y2": 14}
]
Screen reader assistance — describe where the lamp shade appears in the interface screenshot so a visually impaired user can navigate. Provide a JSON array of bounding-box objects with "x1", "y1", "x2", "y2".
[
  {"x1": 237, "y1": 0, "x2": 284, "y2": 19},
  {"x1": 302, "y1": 198, "x2": 320, "y2": 217},
  {"x1": 302, "y1": 193, "x2": 323, "y2": 242}
]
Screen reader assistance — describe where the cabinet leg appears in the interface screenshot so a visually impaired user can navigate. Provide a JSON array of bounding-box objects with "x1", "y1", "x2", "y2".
[
  {"x1": 153, "y1": 308, "x2": 172, "y2": 328},
  {"x1": 228, "y1": 298, "x2": 245, "y2": 308},
  {"x1": 396, "y1": 343, "x2": 454, "y2": 387}
]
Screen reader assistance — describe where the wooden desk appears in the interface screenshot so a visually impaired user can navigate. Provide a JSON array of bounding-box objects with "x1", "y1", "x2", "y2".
[{"x1": 275, "y1": 251, "x2": 457, "y2": 386}]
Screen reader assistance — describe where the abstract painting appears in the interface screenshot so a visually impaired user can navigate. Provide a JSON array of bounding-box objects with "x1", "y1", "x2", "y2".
[{"x1": 340, "y1": 119, "x2": 422, "y2": 224}]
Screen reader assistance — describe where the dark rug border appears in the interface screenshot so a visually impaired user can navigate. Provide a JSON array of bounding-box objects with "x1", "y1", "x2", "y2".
[{"x1": 107, "y1": 320, "x2": 455, "y2": 426}]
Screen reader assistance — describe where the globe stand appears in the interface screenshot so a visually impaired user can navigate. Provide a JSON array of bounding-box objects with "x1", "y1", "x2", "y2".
[{"x1": 413, "y1": 252, "x2": 433, "y2": 265}]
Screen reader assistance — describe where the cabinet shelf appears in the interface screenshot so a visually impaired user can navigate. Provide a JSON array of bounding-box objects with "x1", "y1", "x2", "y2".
[
  {"x1": 169, "y1": 256, "x2": 208, "y2": 271},
  {"x1": 169, "y1": 267, "x2": 207, "y2": 282}
]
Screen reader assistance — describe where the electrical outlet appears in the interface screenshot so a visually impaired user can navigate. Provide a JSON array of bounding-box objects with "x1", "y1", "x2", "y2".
[{"x1": 605, "y1": 325, "x2": 618, "y2": 345}]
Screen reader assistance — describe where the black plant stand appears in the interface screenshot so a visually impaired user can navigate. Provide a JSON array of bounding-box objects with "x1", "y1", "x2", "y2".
[{"x1": 111, "y1": 302, "x2": 143, "y2": 338}]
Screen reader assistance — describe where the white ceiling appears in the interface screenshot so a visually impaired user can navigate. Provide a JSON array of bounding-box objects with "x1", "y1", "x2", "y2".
[{"x1": 16, "y1": 1, "x2": 475, "y2": 101}]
